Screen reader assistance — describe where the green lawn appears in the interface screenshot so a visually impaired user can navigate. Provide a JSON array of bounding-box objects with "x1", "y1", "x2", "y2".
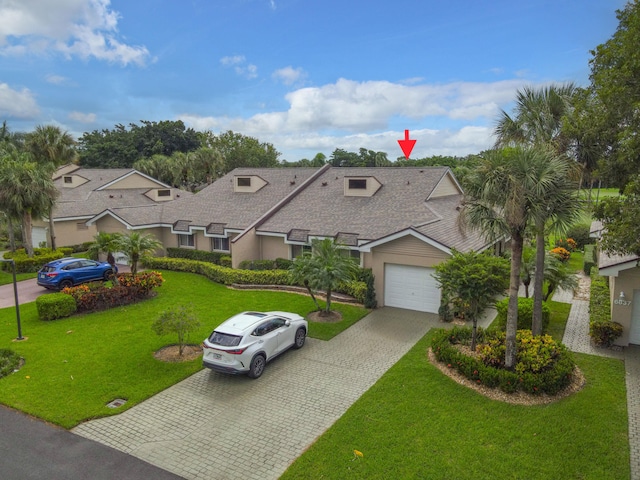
[
  {"x1": 0, "y1": 270, "x2": 368, "y2": 428},
  {"x1": 282, "y1": 331, "x2": 629, "y2": 480},
  {"x1": 0, "y1": 270, "x2": 37, "y2": 285}
]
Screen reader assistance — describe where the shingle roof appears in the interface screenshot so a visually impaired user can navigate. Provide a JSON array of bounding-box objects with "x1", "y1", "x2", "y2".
[
  {"x1": 255, "y1": 166, "x2": 489, "y2": 252},
  {"x1": 52, "y1": 168, "x2": 192, "y2": 221},
  {"x1": 160, "y1": 168, "x2": 321, "y2": 231}
]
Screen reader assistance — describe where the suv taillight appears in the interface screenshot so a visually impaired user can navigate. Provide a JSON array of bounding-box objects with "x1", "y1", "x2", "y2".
[{"x1": 226, "y1": 348, "x2": 247, "y2": 355}]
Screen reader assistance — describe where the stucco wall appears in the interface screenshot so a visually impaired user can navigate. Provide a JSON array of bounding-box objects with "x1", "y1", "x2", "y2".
[
  {"x1": 231, "y1": 229, "x2": 260, "y2": 268},
  {"x1": 260, "y1": 235, "x2": 290, "y2": 260},
  {"x1": 53, "y1": 220, "x2": 97, "y2": 246},
  {"x1": 609, "y1": 268, "x2": 640, "y2": 346},
  {"x1": 369, "y1": 235, "x2": 450, "y2": 307},
  {"x1": 430, "y1": 173, "x2": 460, "y2": 198}
]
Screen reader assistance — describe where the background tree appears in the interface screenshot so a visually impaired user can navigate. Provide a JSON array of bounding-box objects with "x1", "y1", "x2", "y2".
[
  {"x1": 0, "y1": 148, "x2": 58, "y2": 256},
  {"x1": 434, "y1": 250, "x2": 510, "y2": 349},
  {"x1": 203, "y1": 130, "x2": 280, "y2": 173},
  {"x1": 289, "y1": 238, "x2": 358, "y2": 315},
  {"x1": 583, "y1": 0, "x2": 640, "y2": 190},
  {"x1": 115, "y1": 232, "x2": 162, "y2": 275},
  {"x1": 78, "y1": 120, "x2": 200, "y2": 168},
  {"x1": 594, "y1": 175, "x2": 640, "y2": 257},
  {"x1": 25, "y1": 125, "x2": 77, "y2": 249}
]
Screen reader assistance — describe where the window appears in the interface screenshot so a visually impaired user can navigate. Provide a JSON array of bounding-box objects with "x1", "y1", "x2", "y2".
[
  {"x1": 211, "y1": 237, "x2": 230, "y2": 252},
  {"x1": 350, "y1": 249, "x2": 361, "y2": 263},
  {"x1": 291, "y1": 244, "x2": 311, "y2": 259},
  {"x1": 348, "y1": 178, "x2": 367, "y2": 189},
  {"x1": 157, "y1": 189, "x2": 171, "y2": 197},
  {"x1": 76, "y1": 222, "x2": 88, "y2": 231},
  {"x1": 237, "y1": 177, "x2": 251, "y2": 187},
  {"x1": 178, "y1": 234, "x2": 194, "y2": 247},
  {"x1": 63, "y1": 176, "x2": 73, "y2": 184}
]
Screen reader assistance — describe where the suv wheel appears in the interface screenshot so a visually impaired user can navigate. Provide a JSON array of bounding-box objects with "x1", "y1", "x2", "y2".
[
  {"x1": 248, "y1": 354, "x2": 266, "y2": 379},
  {"x1": 59, "y1": 279, "x2": 73, "y2": 290},
  {"x1": 293, "y1": 327, "x2": 306, "y2": 349},
  {"x1": 104, "y1": 269, "x2": 114, "y2": 280}
]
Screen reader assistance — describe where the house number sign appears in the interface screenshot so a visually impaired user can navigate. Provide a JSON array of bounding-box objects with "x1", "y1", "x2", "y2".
[{"x1": 614, "y1": 298, "x2": 632, "y2": 306}]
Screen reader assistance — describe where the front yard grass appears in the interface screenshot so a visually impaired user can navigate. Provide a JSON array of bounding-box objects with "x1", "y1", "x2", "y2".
[
  {"x1": 0, "y1": 270, "x2": 37, "y2": 285},
  {"x1": 0, "y1": 270, "x2": 368, "y2": 428},
  {"x1": 282, "y1": 332, "x2": 629, "y2": 480}
]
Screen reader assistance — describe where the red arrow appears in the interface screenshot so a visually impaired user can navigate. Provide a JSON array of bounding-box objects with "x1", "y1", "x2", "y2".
[{"x1": 397, "y1": 129, "x2": 416, "y2": 159}]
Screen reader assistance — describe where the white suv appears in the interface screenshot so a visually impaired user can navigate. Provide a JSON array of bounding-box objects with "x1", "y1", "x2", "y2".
[{"x1": 202, "y1": 311, "x2": 308, "y2": 379}]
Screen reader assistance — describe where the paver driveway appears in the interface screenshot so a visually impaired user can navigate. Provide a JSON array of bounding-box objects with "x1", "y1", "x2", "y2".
[{"x1": 73, "y1": 308, "x2": 438, "y2": 480}]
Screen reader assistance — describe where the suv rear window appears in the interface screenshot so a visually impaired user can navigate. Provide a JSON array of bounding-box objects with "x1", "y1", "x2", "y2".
[
  {"x1": 208, "y1": 332, "x2": 242, "y2": 347},
  {"x1": 40, "y1": 266, "x2": 57, "y2": 273}
]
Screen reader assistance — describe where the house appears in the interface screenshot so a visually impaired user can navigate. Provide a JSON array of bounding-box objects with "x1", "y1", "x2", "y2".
[
  {"x1": 33, "y1": 165, "x2": 193, "y2": 252},
  {"x1": 597, "y1": 251, "x2": 640, "y2": 346},
  {"x1": 54, "y1": 164, "x2": 495, "y2": 313}
]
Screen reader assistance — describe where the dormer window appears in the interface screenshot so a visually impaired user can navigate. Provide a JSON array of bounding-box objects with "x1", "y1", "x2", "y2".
[
  {"x1": 157, "y1": 189, "x2": 171, "y2": 197},
  {"x1": 237, "y1": 177, "x2": 251, "y2": 187},
  {"x1": 63, "y1": 176, "x2": 73, "y2": 184},
  {"x1": 348, "y1": 179, "x2": 367, "y2": 189}
]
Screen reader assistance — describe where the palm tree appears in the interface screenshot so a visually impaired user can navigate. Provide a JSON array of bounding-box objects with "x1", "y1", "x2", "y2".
[
  {"x1": 0, "y1": 149, "x2": 58, "y2": 257},
  {"x1": 289, "y1": 238, "x2": 358, "y2": 315},
  {"x1": 25, "y1": 125, "x2": 77, "y2": 250},
  {"x1": 495, "y1": 84, "x2": 581, "y2": 335},
  {"x1": 543, "y1": 255, "x2": 579, "y2": 301},
  {"x1": 115, "y1": 232, "x2": 162, "y2": 275},
  {"x1": 87, "y1": 232, "x2": 123, "y2": 261},
  {"x1": 462, "y1": 146, "x2": 553, "y2": 368}
]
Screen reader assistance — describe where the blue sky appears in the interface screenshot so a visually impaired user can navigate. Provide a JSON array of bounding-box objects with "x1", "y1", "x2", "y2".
[{"x1": 0, "y1": 0, "x2": 628, "y2": 162}]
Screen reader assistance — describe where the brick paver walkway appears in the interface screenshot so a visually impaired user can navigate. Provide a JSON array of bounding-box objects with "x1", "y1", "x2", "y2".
[{"x1": 73, "y1": 308, "x2": 437, "y2": 480}]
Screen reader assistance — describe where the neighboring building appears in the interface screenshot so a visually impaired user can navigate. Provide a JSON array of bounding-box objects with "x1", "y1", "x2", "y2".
[{"x1": 33, "y1": 165, "x2": 193, "y2": 250}]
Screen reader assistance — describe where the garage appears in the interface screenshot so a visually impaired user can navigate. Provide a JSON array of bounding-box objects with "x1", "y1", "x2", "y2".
[
  {"x1": 384, "y1": 263, "x2": 440, "y2": 313},
  {"x1": 32, "y1": 226, "x2": 48, "y2": 248}
]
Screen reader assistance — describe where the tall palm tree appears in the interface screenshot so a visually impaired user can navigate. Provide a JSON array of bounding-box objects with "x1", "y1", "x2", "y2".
[
  {"x1": 25, "y1": 125, "x2": 77, "y2": 250},
  {"x1": 115, "y1": 232, "x2": 162, "y2": 275},
  {"x1": 462, "y1": 146, "x2": 552, "y2": 368},
  {"x1": 0, "y1": 149, "x2": 58, "y2": 257},
  {"x1": 495, "y1": 84, "x2": 581, "y2": 335}
]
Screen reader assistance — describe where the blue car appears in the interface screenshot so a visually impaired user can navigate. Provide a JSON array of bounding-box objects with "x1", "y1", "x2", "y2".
[{"x1": 37, "y1": 257, "x2": 116, "y2": 290}]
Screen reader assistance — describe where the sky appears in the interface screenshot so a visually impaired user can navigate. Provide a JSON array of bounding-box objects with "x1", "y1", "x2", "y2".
[{"x1": 0, "y1": 0, "x2": 629, "y2": 162}]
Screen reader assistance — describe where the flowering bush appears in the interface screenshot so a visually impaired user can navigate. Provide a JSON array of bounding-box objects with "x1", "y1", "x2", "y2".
[
  {"x1": 555, "y1": 238, "x2": 578, "y2": 252},
  {"x1": 431, "y1": 327, "x2": 575, "y2": 395},
  {"x1": 549, "y1": 247, "x2": 571, "y2": 262}
]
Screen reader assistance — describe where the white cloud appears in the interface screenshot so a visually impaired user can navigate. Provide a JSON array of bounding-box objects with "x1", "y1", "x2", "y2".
[
  {"x1": 220, "y1": 54, "x2": 257, "y2": 79},
  {"x1": 180, "y1": 77, "x2": 536, "y2": 159},
  {"x1": 0, "y1": 82, "x2": 39, "y2": 118},
  {"x1": 0, "y1": 0, "x2": 150, "y2": 66},
  {"x1": 45, "y1": 74, "x2": 69, "y2": 85},
  {"x1": 68, "y1": 110, "x2": 96, "y2": 123},
  {"x1": 272, "y1": 66, "x2": 306, "y2": 86}
]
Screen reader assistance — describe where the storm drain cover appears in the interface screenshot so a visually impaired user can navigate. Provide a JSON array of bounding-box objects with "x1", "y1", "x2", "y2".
[{"x1": 106, "y1": 398, "x2": 127, "y2": 408}]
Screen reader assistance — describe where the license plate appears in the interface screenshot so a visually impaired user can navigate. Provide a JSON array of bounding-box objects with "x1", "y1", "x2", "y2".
[{"x1": 211, "y1": 352, "x2": 222, "y2": 360}]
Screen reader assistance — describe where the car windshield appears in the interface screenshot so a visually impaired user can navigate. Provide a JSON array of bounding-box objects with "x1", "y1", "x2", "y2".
[{"x1": 208, "y1": 332, "x2": 242, "y2": 347}]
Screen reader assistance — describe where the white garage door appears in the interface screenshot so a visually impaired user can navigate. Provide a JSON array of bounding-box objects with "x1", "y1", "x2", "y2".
[
  {"x1": 629, "y1": 290, "x2": 640, "y2": 345},
  {"x1": 32, "y1": 227, "x2": 48, "y2": 248},
  {"x1": 384, "y1": 264, "x2": 440, "y2": 313}
]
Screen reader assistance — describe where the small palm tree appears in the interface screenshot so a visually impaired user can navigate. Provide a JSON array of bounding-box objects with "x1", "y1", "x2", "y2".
[
  {"x1": 543, "y1": 255, "x2": 579, "y2": 301},
  {"x1": 87, "y1": 231, "x2": 123, "y2": 270},
  {"x1": 115, "y1": 232, "x2": 162, "y2": 275},
  {"x1": 290, "y1": 238, "x2": 358, "y2": 315}
]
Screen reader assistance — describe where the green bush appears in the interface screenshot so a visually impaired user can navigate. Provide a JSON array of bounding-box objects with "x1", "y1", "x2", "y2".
[
  {"x1": 583, "y1": 245, "x2": 596, "y2": 274},
  {"x1": 590, "y1": 321, "x2": 624, "y2": 347},
  {"x1": 1, "y1": 248, "x2": 74, "y2": 273},
  {"x1": 166, "y1": 247, "x2": 226, "y2": 265},
  {"x1": 336, "y1": 280, "x2": 367, "y2": 304},
  {"x1": 239, "y1": 259, "x2": 278, "y2": 270},
  {"x1": 360, "y1": 268, "x2": 377, "y2": 309},
  {"x1": 431, "y1": 327, "x2": 575, "y2": 395},
  {"x1": 494, "y1": 297, "x2": 551, "y2": 332},
  {"x1": 274, "y1": 258, "x2": 293, "y2": 270},
  {"x1": 589, "y1": 269, "x2": 610, "y2": 324},
  {"x1": 36, "y1": 293, "x2": 77, "y2": 321},
  {"x1": 220, "y1": 255, "x2": 232, "y2": 268},
  {"x1": 0, "y1": 348, "x2": 21, "y2": 378},
  {"x1": 565, "y1": 224, "x2": 594, "y2": 249}
]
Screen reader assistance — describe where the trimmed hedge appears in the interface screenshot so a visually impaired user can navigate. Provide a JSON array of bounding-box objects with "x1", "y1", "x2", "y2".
[
  {"x1": 166, "y1": 247, "x2": 229, "y2": 265},
  {"x1": 494, "y1": 297, "x2": 551, "y2": 332},
  {"x1": 2, "y1": 247, "x2": 74, "y2": 273},
  {"x1": 588, "y1": 268, "x2": 623, "y2": 346},
  {"x1": 141, "y1": 256, "x2": 367, "y2": 303},
  {"x1": 583, "y1": 244, "x2": 596, "y2": 275},
  {"x1": 431, "y1": 326, "x2": 575, "y2": 395},
  {"x1": 36, "y1": 293, "x2": 77, "y2": 321}
]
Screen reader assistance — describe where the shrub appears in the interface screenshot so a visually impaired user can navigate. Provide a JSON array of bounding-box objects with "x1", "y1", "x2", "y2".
[
  {"x1": 589, "y1": 269, "x2": 610, "y2": 324},
  {"x1": 152, "y1": 304, "x2": 201, "y2": 356},
  {"x1": 166, "y1": 247, "x2": 226, "y2": 265},
  {"x1": 0, "y1": 348, "x2": 21, "y2": 378},
  {"x1": 583, "y1": 245, "x2": 596, "y2": 275},
  {"x1": 589, "y1": 321, "x2": 624, "y2": 347},
  {"x1": 565, "y1": 224, "x2": 594, "y2": 249},
  {"x1": 36, "y1": 293, "x2": 77, "y2": 321},
  {"x1": 1, "y1": 248, "x2": 71, "y2": 273},
  {"x1": 336, "y1": 280, "x2": 367, "y2": 304},
  {"x1": 239, "y1": 259, "x2": 278, "y2": 270},
  {"x1": 431, "y1": 327, "x2": 575, "y2": 395},
  {"x1": 274, "y1": 258, "x2": 293, "y2": 270},
  {"x1": 494, "y1": 297, "x2": 551, "y2": 332},
  {"x1": 549, "y1": 247, "x2": 570, "y2": 262},
  {"x1": 220, "y1": 255, "x2": 232, "y2": 268},
  {"x1": 361, "y1": 268, "x2": 377, "y2": 309},
  {"x1": 555, "y1": 238, "x2": 578, "y2": 252}
]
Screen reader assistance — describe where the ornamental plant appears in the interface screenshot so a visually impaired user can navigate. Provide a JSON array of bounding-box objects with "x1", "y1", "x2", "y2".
[
  {"x1": 549, "y1": 246, "x2": 571, "y2": 262},
  {"x1": 555, "y1": 238, "x2": 577, "y2": 252}
]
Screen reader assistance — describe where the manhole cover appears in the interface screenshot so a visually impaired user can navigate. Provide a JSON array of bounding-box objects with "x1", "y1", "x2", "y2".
[{"x1": 106, "y1": 398, "x2": 127, "y2": 408}]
